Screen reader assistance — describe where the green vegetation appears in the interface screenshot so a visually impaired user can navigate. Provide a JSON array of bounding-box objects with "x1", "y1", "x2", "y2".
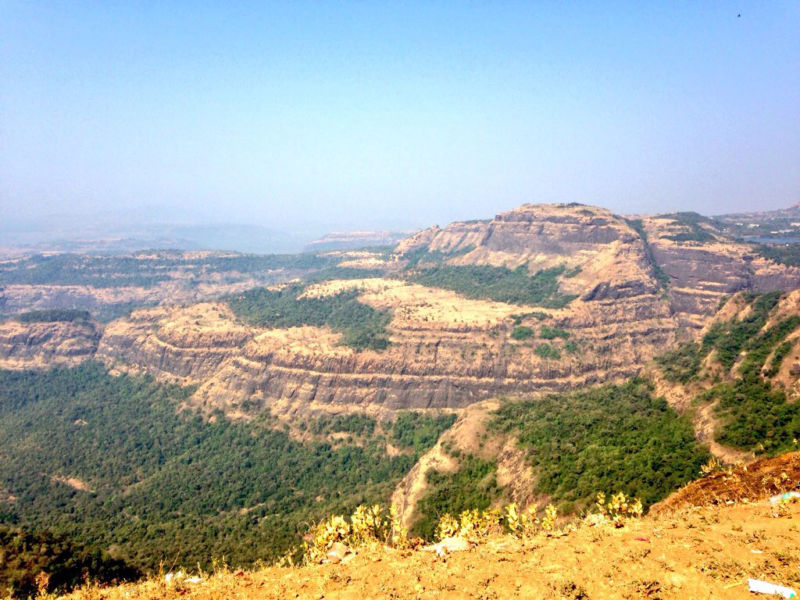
[
  {"x1": 493, "y1": 380, "x2": 709, "y2": 513},
  {"x1": 302, "y1": 266, "x2": 387, "y2": 283},
  {"x1": 660, "y1": 212, "x2": 717, "y2": 243},
  {"x1": 17, "y1": 309, "x2": 91, "y2": 323},
  {"x1": 227, "y1": 285, "x2": 391, "y2": 350},
  {"x1": 408, "y1": 264, "x2": 575, "y2": 308},
  {"x1": 0, "y1": 251, "x2": 389, "y2": 292},
  {"x1": 709, "y1": 309, "x2": 800, "y2": 454},
  {"x1": 540, "y1": 325, "x2": 570, "y2": 340},
  {"x1": 564, "y1": 340, "x2": 580, "y2": 355},
  {"x1": 511, "y1": 311, "x2": 550, "y2": 324},
  {"x1": 754, "y1": 243, "x2": 800, "y2": 268},
  {"x1": 654, "y1": 291, "x2": 800, "y2": 455},
  {"x1": 401, "y1": 245, "x2": 476, "y2": 269},
  {"x1": 391, "y1": 412, "x2": 457, "y2": 449},
  {"x1": 702, "y1": 292, "x2": 783, "y2": 370},
  {"x1": 305, "y1": 413, "x2": 377, "y2": 437},
  {"x1": 511, "y1": 326, "x2": 534, "y2": 340},
  {"x1": 766, "y1": 340, "x2": 794, "y2": 377},
  {"x1": 0, "y1": 526, "x2": 138, "y2": 599},
  {"x1": 410, "y1": 456, "x2": 499, "y2": 540},
  {"x1": 0, "y1": 364, "x2": 451, "y2": 571},
  {"x1": 656, "y1": 292, "x2": 785, "y2": 383},
  {"x1": 625, "y1": 218, "x2": 670, "y2": 287},
  {"x1": 710, "y1": 377, "x2": 800, "y2": 453},
  {"x1": 534, "y1": 343, "x2": 560, "y2": 359},
  {"x1": 0, "y1": 252, "x2": 338, "y2": 288},
  {"x1": 655, "y1": 342, "x2": 703, "y2": 384}
]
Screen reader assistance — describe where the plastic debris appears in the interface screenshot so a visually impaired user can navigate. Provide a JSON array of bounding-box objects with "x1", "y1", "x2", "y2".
[
  {"x1": 748, "y1": 578, "x2": 797, "y2": 598},
  {"x1": 326, "y1": 541, "x2": 351, "y2": 564},
  {"x1": 423, "y1": 536, "x2": 473, "y2": 557},
  {"x1": 769, "y1": 491, "x2": 800, "y2": 506},
  {"x1": 164, "y1": 571, "x2": 183, "y2": 583}
]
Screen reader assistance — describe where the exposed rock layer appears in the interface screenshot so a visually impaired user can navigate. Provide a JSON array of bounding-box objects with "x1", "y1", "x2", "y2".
[{"x1": 3, "y1": 203, "x2": 800, "y2": 419}]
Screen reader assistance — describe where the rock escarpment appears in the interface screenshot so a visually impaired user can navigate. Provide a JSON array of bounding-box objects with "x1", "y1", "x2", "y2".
[
  {"x1": 4, "y1": 203, "x2": 800, "y2": 419},
  {"x1": 95, "y1": 204, "x2": 682, "y2": 416},
  {"x1": 0, "y1": 319, "x2": 101, "y2": 369},
  {"x1": 640, "y1": 215, "x2": 800, "y2": 328}
]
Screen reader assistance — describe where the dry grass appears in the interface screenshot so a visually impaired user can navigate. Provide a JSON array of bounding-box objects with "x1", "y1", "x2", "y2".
[{"x1": 55, "y1": 498, "x2": 800, "y2": 600}]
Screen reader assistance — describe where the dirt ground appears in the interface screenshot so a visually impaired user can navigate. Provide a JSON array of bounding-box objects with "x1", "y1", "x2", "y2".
[{"x1": 64, "y1": 498, "x2": 800, "y2": 600}]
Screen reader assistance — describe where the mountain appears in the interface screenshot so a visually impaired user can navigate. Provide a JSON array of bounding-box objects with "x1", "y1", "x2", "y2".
[
  {"x1": 391, "y1": 288, "x2": 800, "y2": 533},
  {"x1": 1, "y1": 201, "x2": 800, "y2": 584}
]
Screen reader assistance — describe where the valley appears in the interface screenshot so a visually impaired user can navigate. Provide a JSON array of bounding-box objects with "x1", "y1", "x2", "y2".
[{"x1": 2, "y1": 202, "x2": 800, "y2": 596}]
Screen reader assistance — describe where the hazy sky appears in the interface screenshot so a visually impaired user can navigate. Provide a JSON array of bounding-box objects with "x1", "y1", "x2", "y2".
[{"x1": 1, "y1": 1, "x2": 799, "y2": 231}]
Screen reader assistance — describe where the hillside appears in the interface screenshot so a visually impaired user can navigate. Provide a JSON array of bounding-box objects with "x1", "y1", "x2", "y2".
[
  {"x1": 4, "y1": 204, "x2": 799, "y2": 420},
  {"x1": 2, "y1": 202, "x2": 800, "y2": 590},
  {"x1": 392, "y1": 290, "x2": 800, "y2": 531},
  {"x1": 0, "y1": 250, "x2": 360, "y2": 321},
  {"x1": 58, "y1": 453, "x2": 800, "y2": 600}
]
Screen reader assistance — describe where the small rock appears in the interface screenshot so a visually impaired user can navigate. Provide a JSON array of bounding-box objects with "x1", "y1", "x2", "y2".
[{"x1": 326, "y1": 541, "x2": 351, "y2": 564}]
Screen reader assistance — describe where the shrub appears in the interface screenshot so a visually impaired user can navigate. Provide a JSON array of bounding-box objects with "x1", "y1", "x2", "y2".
[
  {"x1": 408, "y1": 264, "x2": 575, "y2": 308},
  {"x1": 534, "y1": 344, "x2": 560, "y2": 359},
  {"x1": 511, "y1": 326, "x2": 534, "y2": 340},
  {"x1": 540, "y1": 325, "x2": 570, "y2": 340}
]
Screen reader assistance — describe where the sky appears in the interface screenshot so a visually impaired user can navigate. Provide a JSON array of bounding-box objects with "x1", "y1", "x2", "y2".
[{"x1": 1, "y1": 1, "x2": 799, "y2": 233}]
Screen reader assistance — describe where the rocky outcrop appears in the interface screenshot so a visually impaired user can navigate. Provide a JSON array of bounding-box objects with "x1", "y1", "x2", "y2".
[
  {"x1": 641, "y1": 216, "x2": 800, "y2": 328},
  {"x1": 91, "y1": 273, "x2": 678, "y2": 418},
  {"x1": 0, "y1": 319, "x2": 101, "y2": 369},
  {"x1": 5, "y1": 203, "x2": 800, "y2": 420}
]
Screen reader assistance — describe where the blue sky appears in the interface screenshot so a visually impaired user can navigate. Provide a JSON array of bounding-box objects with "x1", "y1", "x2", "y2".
[{"x1": 1, "y1": 1, "x2": 798, "y2": 231}]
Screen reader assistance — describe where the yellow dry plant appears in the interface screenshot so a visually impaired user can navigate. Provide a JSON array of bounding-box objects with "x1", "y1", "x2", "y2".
[
  {"x1": 595, "y1": 491, "x2": 643, "y2": 528},
  {"x1": 304, "y1": 514, "x2": 351, "y2": 563},
  {"x1": 434, "y1": 508, "x2": 502, "y2": 541},
  {"x1": 540, "y1": 504, "x2": 559, "y2": 533},
  {"x1": 504, "y1": 502, "x2": 539, "y2": 538},
  {"x1": 389, "y1": 504, "x2": 410, "y2": 549},
  {"x1": 304, "y1": 504, "x2": 409, "y2": 563}
]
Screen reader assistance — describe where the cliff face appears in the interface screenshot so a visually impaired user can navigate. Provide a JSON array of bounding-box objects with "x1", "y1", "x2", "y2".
[
  {"x1": 93, "y1": 290, "x2": 675, "y2": 418},
  {"x1": 93, "y1": 205, "x2": 680, "y2": 416},
  {"x1": 5, "y1": 203, "x2": 800, "y2": 419},
  {"x1": 640, "y1": 215, "x2": 800, "y2": 328},
  {"x1": 0, "y1": 319, "x2": 101, "y2": 369}
]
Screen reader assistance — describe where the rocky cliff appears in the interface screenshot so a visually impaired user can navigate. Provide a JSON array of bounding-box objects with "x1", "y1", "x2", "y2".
[
  {"x1": 4, "y1": 203, "x2": 800, "y2": 420},
  {"x1": 639, "y1": 214, "x2": 800, "y2": 328},
  {"x1": 0, "y1": 319, "x2": 101, "y2": 369}
]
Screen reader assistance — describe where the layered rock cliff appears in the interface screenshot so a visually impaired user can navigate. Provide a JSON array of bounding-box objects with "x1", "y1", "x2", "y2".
[
  {"x1": 0, "y1": 319, "x2": 101, "y2": 369},
  {"x1": 4, "y1": 203, "x2": 800, "y2": 420}
]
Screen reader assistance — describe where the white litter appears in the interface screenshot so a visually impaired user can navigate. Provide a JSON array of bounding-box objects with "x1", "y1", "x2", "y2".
[
  {"x1": 423, "y1": 536, "x2": 473, "y2": 557},
  {"x1": 748, "y1": 578, "x2": 797, "y2": 598},
  {"x1": 769, "y1": 491, "x2": 800, "y2": 506}
]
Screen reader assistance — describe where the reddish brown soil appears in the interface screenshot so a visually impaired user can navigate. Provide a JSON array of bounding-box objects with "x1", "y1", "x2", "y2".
[{"x1": 651, "y1": 451, "x2": 800, "y2": 515}]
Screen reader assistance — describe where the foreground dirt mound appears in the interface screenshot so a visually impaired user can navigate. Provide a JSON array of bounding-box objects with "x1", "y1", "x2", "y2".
[
  {"x1": 65, "y1": 499, "x2": 800, "y2": 599},
  {"x1": 652, "y1": 452, "x2": 800, "y2": 515}
]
